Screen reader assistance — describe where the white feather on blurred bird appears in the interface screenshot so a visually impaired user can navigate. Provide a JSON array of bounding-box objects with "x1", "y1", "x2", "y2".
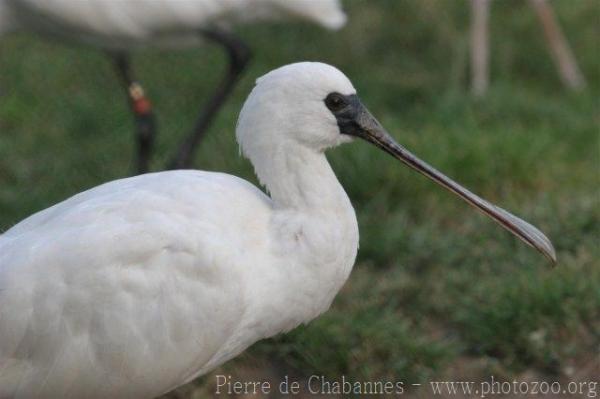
[
  {"x1": 0, "y1": 62, "x2": 555, "y2": 398},
  {"x1": 0, "y1": 0, "x2": 347, "y2": 172}
]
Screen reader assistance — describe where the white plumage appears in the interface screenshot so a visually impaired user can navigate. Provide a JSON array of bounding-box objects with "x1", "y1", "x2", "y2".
[
  {"x1": 0, "y1": 62, "x2": 555, "y2": 398},
  {"x1": 0, "y1": 0, "x2": 346, "y2": 46}
]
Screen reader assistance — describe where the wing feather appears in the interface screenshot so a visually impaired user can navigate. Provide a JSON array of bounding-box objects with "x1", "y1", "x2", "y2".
[{"x1": 0, "y1": 171, "x2": 271, "y2": 397}]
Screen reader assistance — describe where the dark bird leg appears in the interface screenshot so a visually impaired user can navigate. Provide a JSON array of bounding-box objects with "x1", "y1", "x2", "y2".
[
  {"x1": 111, "y1": 53, "x2": 157, "y2": 174},
  {"x1": 167, "y1": 29, "x2": 251, "y2": 170}
]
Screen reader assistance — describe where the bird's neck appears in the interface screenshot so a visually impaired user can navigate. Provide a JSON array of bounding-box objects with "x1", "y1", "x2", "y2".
[
  {"x1": 245, "y1": 144, "x2": 359, "y2": 337},
  {"x1": 255, "y1": 144, "x2": 349, "y2": 212}
]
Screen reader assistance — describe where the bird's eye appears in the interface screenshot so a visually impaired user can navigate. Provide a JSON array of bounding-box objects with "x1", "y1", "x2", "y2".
[{"x1": 325, "y1": 93, "x2": 347, "y2": 111}]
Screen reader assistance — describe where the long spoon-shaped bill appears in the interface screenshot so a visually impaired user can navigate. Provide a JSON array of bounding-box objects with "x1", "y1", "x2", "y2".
[{"x1": 354, "y1": 106, "x2": 556, "y2": 264}]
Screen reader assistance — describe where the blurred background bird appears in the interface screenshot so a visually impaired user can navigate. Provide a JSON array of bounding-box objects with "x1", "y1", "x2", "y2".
[{"x1": 0, "y1": 0, "x2": 346, "y2": 172}]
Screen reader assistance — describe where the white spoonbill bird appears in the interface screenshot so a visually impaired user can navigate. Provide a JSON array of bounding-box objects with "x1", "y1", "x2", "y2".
[
  {"x1": 0, "y1": 0, "x2": 346, "y2": 173},
  {"x1": 0, "y1": 62, "x2": 555, "y2": 398}
]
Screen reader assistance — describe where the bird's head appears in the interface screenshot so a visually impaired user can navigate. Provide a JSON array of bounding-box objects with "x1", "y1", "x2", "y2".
[
  {"x1": 237, "y1": 62, "x2": 356, "y2": 153},
  {"x1": 236, "y1": 62, "x2": 556, "y2": 263}
]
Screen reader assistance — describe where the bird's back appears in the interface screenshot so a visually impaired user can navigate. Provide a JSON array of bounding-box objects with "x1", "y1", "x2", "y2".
[
  {"x1": 0, "y1": 170, "x2": 273, "y2": 398},
  {"x1": 2, "y1": 0, "x2": 345, "y2": 48},
  {"x1": 4, "y1": 0, "x2": 221, "y2": 47}
]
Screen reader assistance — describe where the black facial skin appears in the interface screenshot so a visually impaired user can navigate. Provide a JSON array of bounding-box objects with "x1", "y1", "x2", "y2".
[
  {"x1": 324, "y1": 93, "x2": 363, "y2": 137},
  {"x1": 324, "y1": 93, "x2": 384, "y2": 139}
]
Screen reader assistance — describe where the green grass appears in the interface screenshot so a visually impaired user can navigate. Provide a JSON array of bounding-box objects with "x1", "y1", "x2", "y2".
[{"x1": 1, "y1": 0, "x2": 598, "y2": 396}]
